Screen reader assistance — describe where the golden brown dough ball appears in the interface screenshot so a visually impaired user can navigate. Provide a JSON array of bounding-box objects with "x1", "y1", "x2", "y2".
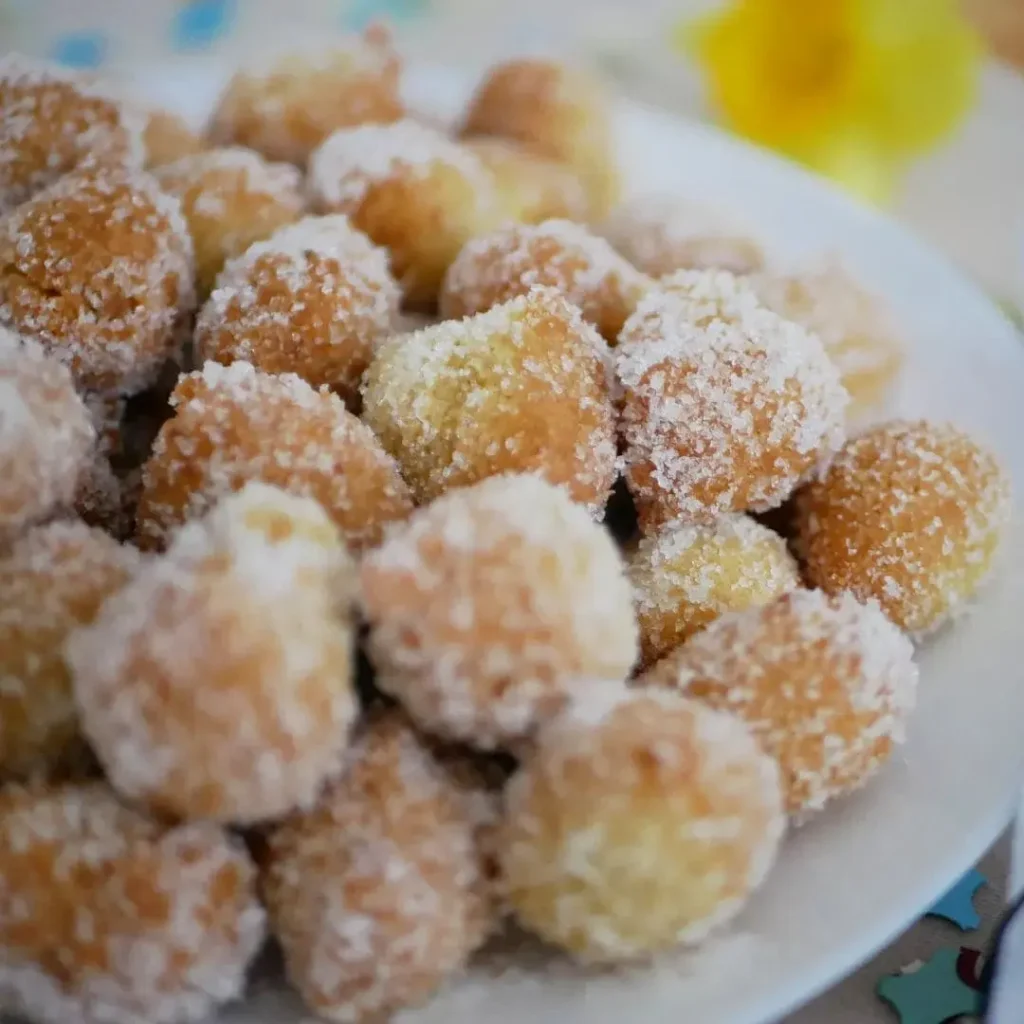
[
  {"x1": 640, "y1": 589, "x2": 919, "y2": 816},
  {"x1": 194, "y1": 214, "x2": 399, "y2": 405},
  {"x1": 0, "y1": 781, "x2": 266, "y2": 1024},
  {"x1": 362, "y1": 289, "x2": 617, "y2": 512},
  {"x1": 629, "y1": 513, "x2": 800, "y2": 669},
  {"x1": 617, "y1": 270, "x2": 848, "y2": 529},
  {"x1": 360, "y1": 473, "x2": 639, "y2": 749},
  {"x1": 155, "y1": 146, "x2": 304, "y2": 298},
  {"x1": 263, "y1": 712, "x2": 490, "y2": 1022},
  {"x1": 499, "y1": 686, "x2": 784, "y2": 962},
  {"x1": 0, "y1": 163, "x2": 194, "y2": 395},
  {"x1": 142, "y1": 107, "x2": 204, "y2": 168},
  {"x1": 308, "y1": 118, "x2": 499, "y2": 308},
  {"x1": 794, "y1": 420, "x2": 1012, "y2": 636},
  {"x1": 0, "y1": 54, "x2": 146, "y2": 213},
  {"x1": 69, "y1": 483, "x2": 360, "y2": 824},
  {"x1": 135, "y1": 359, "x2": 413, "y2": 552},
  {"x1": 0, "y1": 330, "x2": 94, "y2": 544},
  {"x1": 208, "y1": 27, "x2": 403, "y2": 165},
  {"x1": 460, "y1": 58, "x2": 620, "y2": 219},
  {"x1": 440, "y1": 219, "x2": 651, "y2": 343}
]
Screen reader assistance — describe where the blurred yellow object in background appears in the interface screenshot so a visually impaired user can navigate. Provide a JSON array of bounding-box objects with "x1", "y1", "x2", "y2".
[{"x1": 681, "y1": 0, "x2": 982, "y2": 203}]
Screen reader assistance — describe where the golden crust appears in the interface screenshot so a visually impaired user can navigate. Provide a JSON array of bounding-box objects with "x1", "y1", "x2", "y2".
[{"x1": 143, "y1": 108, "x2": 204, "y2": 169}]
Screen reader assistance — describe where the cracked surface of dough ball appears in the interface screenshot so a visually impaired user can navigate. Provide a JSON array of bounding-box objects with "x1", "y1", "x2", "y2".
[
  {"x1": 617, "y1": 270, "x2": 847, "y2": 529},
  {"x1": 0, "y1": 781, "x2": 265, "y2": 1024},
  {"x1": 629, "y1": 513, "x2": 800, "y2": 669},
  {"x1": 440, "y1": 219, "x2": 651, "y2": 343},
  {"x1": 263, "y1": 712, "x2": 490, "y2": 1023},
  {"x1": 309, "y1": 119, "x2": 498, "y2": 307},
  {"x1": 156, "y1": 146, "x2": 304, "y2": 298},
  {"x1": 136, "y1": 359, "x2": 413, "y2": 552},
  {"x1": 195, "y1": 214, "x2": 399, "y2": 404},
  {"x1": 69, "y1": 483, "x2": 359, "y2": 824},
  {"x1": 360, "y1": 474, "x2": 638, "y2": 748},
  {"x1": 460, "y1": 58, "x2": 619, "y2": 219},
  {"x1": 0, "y1": 55, "x2": 145, "y2": 213},
  {"x1": 499, "y1": 687, "x2": 784, "y2": 962},
  {"x1": 794, "y1": 420, "x2": 1012, "y2": 635},
  {"x1": 143, "y1": 107, "x2": 203, "y2": 168},
  {"x1": 0, "y1": 164, "x2": 194, "y2": 395},
  {"x1": 208, "y1": 28, "x2": 403, "y2": 165},
  {"x1": 640, "y1": 589, "x2": 919, "y2": 816},
  {"x1": 362, "y1": 289, "x2": 617, "y2": 512}
]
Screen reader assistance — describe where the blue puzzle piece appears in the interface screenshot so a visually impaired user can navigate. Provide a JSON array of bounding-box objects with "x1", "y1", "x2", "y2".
[
  {"x1": 877, "y1": 948, "x2": 982, "y2": 1024},
  {"x1": 928, "y1": 868, "x2": 987, "y2": 930}
]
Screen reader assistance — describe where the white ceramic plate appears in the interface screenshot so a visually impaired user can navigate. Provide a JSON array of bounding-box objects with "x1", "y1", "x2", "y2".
[{"x1": 134, "y1": 64, "x2": 1024, "y2": 1024}]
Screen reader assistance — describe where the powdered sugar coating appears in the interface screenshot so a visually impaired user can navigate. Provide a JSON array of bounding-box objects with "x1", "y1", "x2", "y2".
[
  {"x1": 628, "y1": 513, "x2": 800, "y2": 668},
  {"x1": 499, "y1": 688, "x2": 785, "y2": 961},
  {"x1": 640, "y1": 589, "x2": 919, "y2": 816},
  {"x1": 617, "y1": 269, "x2": 848, "y2": 528},
  {"x1": 195, "y1": 214, "x2": 399, "y2": 403},
  {"x1": 360, "y1": 473, "x2": 639, "y2": 748},
  {"x1": 69, "y1": 483, "x2": 359, "y2": 824},
  {"x1": 0, "y1": 782, "x2": 266, "y2": 1024},
  {"x1": 264, "y1": 712, "x2": 490, "y2": 1023},
  {"x1": 362, "y1": 289, "x2": 618, "y2": 513},
  {"x1": 794, "y1": 419, "x2": 1013, "y2": 636}
]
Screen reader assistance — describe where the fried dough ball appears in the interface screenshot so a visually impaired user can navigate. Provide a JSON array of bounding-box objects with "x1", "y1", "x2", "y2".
[
  {"x1": 136, "y1": 360, "x2": 413, "y2": 552},
  {"x1": 640, "y1": 590, "x2": 919, "y2": 816},
  {"x1": 617, "y1": 270, "x2": 848, "y2": 529},
  {"x1": 0, "y1": 782, "x2": 266, "y2": 1024},
  {"x1": 208, "y1": 27, "x2": 403, "y2": 165},
  {"x1": 155, "y1": 146, "x2": 304, "y2": 298},
  {"x1": 460, "y1": 58, "x2": 619, "y2": 219},
  {"x1": 440, "y1": 219, "x2": 651, "y2": 343},
  {"x1": 629, "y1": 514, "x2": 800, "y2": 669},
  {"x1": 362, "y1": 289, "x2": 617, "y2": 512},
  {"x1": 753, "y1": 260, "x2": 904, "y2": 420},
  {"x1": 0, "y1": 331, "x2": 94, "y2": 544},
  {"x1": 794, "y1": 420, "x2": 1012, "y2": 636},
  {"x1": 264, "y1": 713, "x2": 490, "y2": 1022},
  {"x1": 0, "y1": 54, "x2": 146, "y2": 213},
  {"x1": 499, "y1": 686, "x2": 784, "y2": 962},
  {"x1": 194, "y1": 214, "x2": 399, "y2": 404},
  {"x1": 360, "y1": 474, "x2": 638, "y2": 748},
  {"x1": 601, "y1": 194, "x2": 764, "y2": 278},
  {"x1": 309, "y1": 119, "x2": 499, "y2": 308},
  {"x1": 143, "y1": 107, "x2": 204, "y2": 168},
  {"x1": 68, "y1": 483, "x2": 359, "y2": 823},
  {"x1": 0, "y1": 163, "x2": 194, "y2": 395},
  {"x1": 0, "y1": 521, "x2": 139, "y2": 780}
]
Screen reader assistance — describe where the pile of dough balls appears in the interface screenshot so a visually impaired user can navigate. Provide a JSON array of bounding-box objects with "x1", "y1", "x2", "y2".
[{"x1": 0, "y1": 38, "x2": 1013, "y2": 1024}]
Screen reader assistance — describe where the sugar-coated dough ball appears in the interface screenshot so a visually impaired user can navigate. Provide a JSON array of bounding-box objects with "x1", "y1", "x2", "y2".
[
  {"x1": 0, "y1": 331, "x2": 94, "y2": 544},
  {"x1": 0, "y1": 55, "x2": 145, "y2": 213},
  {"x1": 143, "y1": 107, "x2": 204, "y2": 168},
  {"x1": 629, "y1": 514, "x2": 800, "y2": 668},
  {"x1": 69, "y1": 483, "x2": 359, "y2": 823},
  {"x1": 640, "y1": 590, "x2": 919, "y2": 816},
  {"x1": 155, "y1": 146, "x2": 304, "y2": 298},
  {"x1": 0, "y1": 782, "x2": 265, "y2": 1024},
  {"x1": 136, "y1": 360, "x2": 413, "y2": 552},
  {"x1": 601, "y1": 194, "x2": 764, "y2": 278},
  {"x1": 263, "y1": 712, "x2": 491, "y2": 1022},
  {"x1": 617, "y1": 270, "x2": 848, "y2": 529},
  {"x1": 362, "y1": 289, "x2": 617, "y2": 512},
  {"x1": 794, "y1": 420, "x2": 1012, "y2": 635},
  {"x1": 499, "y1": 686, "x2": 784, "y2": 961},
  {"x1": 440, "y1": 219, "x2": 651, "y2": 343},
  {"x1": 460, "y1": 59, "x2": 619, "y2": 219},
  {"x1": 0, "y1": 521, "x2": 139, "y2": 780},
  {"x1": 195, "y1": 214, "x2": 399, "y2": 404},
  {"x1": 309, "y1": 119, "x2": 498, "y2": 308},
  {"x1": 208, "y1": 27, "x2": 403, "y2": 165},
  {"x1": 361, "y1": 474, "x2": 638, "y2": 748},
  {"x1": 0, "y1": 164, "x2": 194, "y2": 395}
]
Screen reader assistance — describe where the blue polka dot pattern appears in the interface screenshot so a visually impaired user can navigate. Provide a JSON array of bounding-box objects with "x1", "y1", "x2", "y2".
[
  {"x1": 51, "y1": 32, "x2": 108, "y2": 69},
  {"x1": 172, "y1": 0, "x2": 235, "y2": 51}
]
